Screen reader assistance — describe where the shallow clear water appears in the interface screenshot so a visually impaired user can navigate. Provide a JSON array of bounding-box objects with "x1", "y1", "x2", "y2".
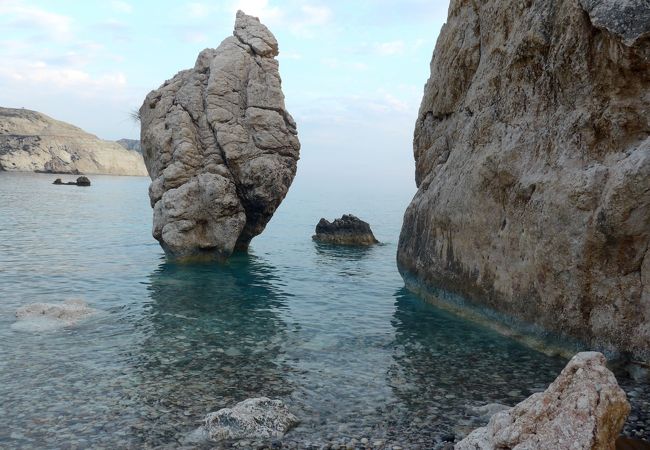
[{"x1": 0, "y1": 172, "x2": 648, "y2": 449}]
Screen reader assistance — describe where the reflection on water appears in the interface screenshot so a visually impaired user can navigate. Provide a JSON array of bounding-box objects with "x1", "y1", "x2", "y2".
[
  {"x1": 387, "y1": 288, "x2": 566, "y2": 441},
  {"x1": 126, "y1": 255, "x2": 294, "y2": 446},
  {"x1": 0, "y1": 173, "x2": 648, "y2": 449}
]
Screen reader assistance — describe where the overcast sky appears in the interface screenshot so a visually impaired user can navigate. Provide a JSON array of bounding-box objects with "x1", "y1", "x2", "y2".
[{"x1": 0, "y1": 0, "x2": 450, "y2": 186}]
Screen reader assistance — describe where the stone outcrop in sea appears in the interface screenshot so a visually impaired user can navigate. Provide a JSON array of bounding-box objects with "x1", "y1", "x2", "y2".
[
  {"x1": 456, "y1": 352, "x2": 630, "y2": 450},
  {"x1": 12, "y1": 299, "x2": 99, "y2": 332},
  {"x1": 140, "y1": 11, "x2": 300, "y2": 260},
  {"x1": 313, "y1": 214, "x2": 379, "y2": 246},
  {"x1": 0, "y1": 107, "x2": 147, "y2": 176},
  {"x1": 397, "y1": 0, "x2": 650, "y2": 360},
  {"x1": 199, "y1": 397, "x2": 299, "y2": 441},
  {"x1": 53, "y1": 176, "x2": 91, "y2": 186}
]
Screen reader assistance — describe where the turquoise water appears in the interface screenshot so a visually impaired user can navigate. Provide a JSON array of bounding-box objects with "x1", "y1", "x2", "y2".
[{"x1": 0, "y1": 172, "x2": 647, "y2": 449}]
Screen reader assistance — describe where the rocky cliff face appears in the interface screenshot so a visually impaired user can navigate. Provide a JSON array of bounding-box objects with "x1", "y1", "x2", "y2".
[
  {"x1": 398, "y1": 0, "x2": 650, "y2": 360},
  {"x1": 140, "y1": 11, "x2": 299, "y2": 259},
  {"x1": 116, "y1": 138, "x2": 141, "y2": 153},
  {"x1": 0, "y1": 107, "x2": 147, "y2": 176}
]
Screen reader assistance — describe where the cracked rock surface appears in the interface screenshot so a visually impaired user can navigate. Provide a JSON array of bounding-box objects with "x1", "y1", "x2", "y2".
[
  {"x1": 140, "y1": 11, "x2": 299, "y2": 259},
  {"x1": 455, "y1": 352, "x2": 630, "y2": 450},
  {"x1": 398, "y1": 0, "x2": 650, "y2": 360}
]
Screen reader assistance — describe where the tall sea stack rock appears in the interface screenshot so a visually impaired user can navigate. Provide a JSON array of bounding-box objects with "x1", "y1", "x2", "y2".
[
  {"x1": 140, "y1": 11, "x2": 300, "y2": 259},
  {"x1": 398, "y1": 0, "x2": 650, "y2": 360}
]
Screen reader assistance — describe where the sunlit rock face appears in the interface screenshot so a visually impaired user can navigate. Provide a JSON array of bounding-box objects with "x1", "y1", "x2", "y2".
[
  {"x1": 398, "y1": 0, "x2": 650, "y2": 360},
  {"x1": 140, "y1": 11, "x2": 300, "y2": 260}
]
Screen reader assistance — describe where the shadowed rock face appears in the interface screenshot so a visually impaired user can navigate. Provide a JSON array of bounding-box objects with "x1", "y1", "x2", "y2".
[
  {"x1": 140, "y1": 11, "x2": 300, "y2": 260},
  {"x1": 456, "y1": 352, "x2": 630, "y2": 450},
  {"x1": 398, "y1": 0, "x2": 650, "y2": 360}
]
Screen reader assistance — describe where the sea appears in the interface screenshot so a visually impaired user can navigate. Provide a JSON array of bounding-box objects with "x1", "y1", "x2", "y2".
[{"x1": 0, "y1": 171, "x2": 647, "y2": 449}]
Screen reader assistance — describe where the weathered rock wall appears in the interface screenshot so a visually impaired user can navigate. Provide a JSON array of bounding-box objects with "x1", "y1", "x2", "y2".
[
  {"x1": 0, "y1": 107, "x2": 147, "y2": 176},
  {"x1": 398, "y1": 0, "x2": 650, "y2": 360},
  {"x1": 140, "y1": 11, "x2": 299, "y2": 259}
]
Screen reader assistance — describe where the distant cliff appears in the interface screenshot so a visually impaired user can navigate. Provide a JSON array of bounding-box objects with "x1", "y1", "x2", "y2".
[
  {"x1": 0, "y1": 107, "x2": 148, "y2": 176},
  {"x1": 116, "y1": 138, "x2": 141, "y2": 153},
  {"x1": 398, "y1": 0, "x2": 650, "y2": 360}
]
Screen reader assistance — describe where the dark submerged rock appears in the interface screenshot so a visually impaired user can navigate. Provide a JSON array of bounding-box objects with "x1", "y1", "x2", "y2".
[{"x1": 313, "y1": 214, "x2": 379, "y2": 246}]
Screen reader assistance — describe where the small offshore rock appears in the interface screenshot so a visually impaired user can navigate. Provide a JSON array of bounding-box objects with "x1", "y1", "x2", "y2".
[
  {"x1": 76, "y1": 176, "x2": 91, "y2": 186},
  {"x1": 312, "y1": 214, "x2": 379, "y2": 246},
  {"x1": 52, "y1": 176, "x2": 91, "y2": 186},
  {"x1": 12, "y1": 299, "x2": 98, "y2": 332},
  {"x1": 202, "y1": 397, "x2": 299, "y2": 441},
  {"x1": 455, "y1": 352, "x2": 630, "y2": 450}
]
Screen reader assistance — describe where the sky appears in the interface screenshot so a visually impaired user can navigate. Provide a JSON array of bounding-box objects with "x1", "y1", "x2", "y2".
[{"x1": 0, "y1": 0, "x2": 450, "y2": 187}]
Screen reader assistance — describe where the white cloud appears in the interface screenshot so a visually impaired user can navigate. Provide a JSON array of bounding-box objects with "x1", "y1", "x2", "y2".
[
  {"x1": 0, "y1": 62, "x2": 126, "y2": 91},
  {"x1": 375, "y1": 40, "x2": 406, "y2": 56},
  {"x1": 186, "y1": 2, "x2": 213, "y2": 18},
  {"x1": 231, "y1": 0, "x2": 282, "y2": 23},
  {"x1": 320, "y1": 57, "x2": 367, "y2": 71},
  {"x1": 279, "y1": 51, "x2": 302, "y2": 60},
  {"x1": 111, "y1": 1, "x2": 133, "y2": 14},
  {"x1": 0, "y1": 0, "x2": 74, "y2": 41},
  {"x1": 300, "y1": 4, "x2": 331, "y2": 24},
  {"x1": 183, "y1": 31, "x2": 209, "y2": 44},
  {"x1": 288, "y1": 4, "x2": 332, "y2": 37}
]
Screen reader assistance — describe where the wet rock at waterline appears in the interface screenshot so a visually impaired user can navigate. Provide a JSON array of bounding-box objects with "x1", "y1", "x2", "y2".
[
  {"x1": 12, "y1": 299, "x2": 99, "y2": 332},
  {"x1": 397, "y1": 0, "x2": 650, "y2": 360},
  {"x1": 456, "y1": 352, "x2": 630, "y2": 450},
  {"x1": 197, "y1": 397, "x2": 299, "y2": 441},
  {"x1": 313, "y1": 214, "x2": 379, "y2": 246},
  {"x1": 140, "y1": 11, "x2": 300, "y2": 260}
]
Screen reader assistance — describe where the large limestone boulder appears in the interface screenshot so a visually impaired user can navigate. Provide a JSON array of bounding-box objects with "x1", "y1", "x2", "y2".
[
  {"x1": 0, "y1": 107, "x2": 147, "y2": 176},
  {"x1": 398, "y1": 0, "x2": 650, "y2": 360},
  {"x1": 140, "y1": 11, "x2": 300, "y2": 259},
  {"x1": 456, "y1": 352, "x2": 630, "y2": 450}
]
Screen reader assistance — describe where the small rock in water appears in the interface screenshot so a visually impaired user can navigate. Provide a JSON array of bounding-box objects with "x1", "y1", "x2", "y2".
[
  {"x1": 456, "y1": 352, "x2": 630, "y2": 450},
  {"x1": 12, "y1": 299, "x2": 99, "y2": 332},
  {"x1": 200, "y1": 397, "x2": 299, "y2": 441},
  {"x1": 312, "y1": 214, "x2": 379, "y2": 246},
  {"x1": 52, "y1": 176, "x2": 91, "y2": 186},
  {"x1": 75, "y1": 176, "x2": 91, "y2": 186}
]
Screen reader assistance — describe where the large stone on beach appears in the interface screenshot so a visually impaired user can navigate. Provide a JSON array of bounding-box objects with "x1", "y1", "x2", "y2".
[
  {"x1": 397, "y1": 0, "x2": 650, "y2": 360},
  {"x1": 456, "y1": 352, "x2": 630, "y2": 450},
  {"x1": 140, "y1": 11, "x2": 300, "y2": 259},
  {"x1": 312, "y1": 214, "x2": 379, "y2": 246},
  {"x1": 202, "y1": 397, "x2": 299, "y2": 441}
]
